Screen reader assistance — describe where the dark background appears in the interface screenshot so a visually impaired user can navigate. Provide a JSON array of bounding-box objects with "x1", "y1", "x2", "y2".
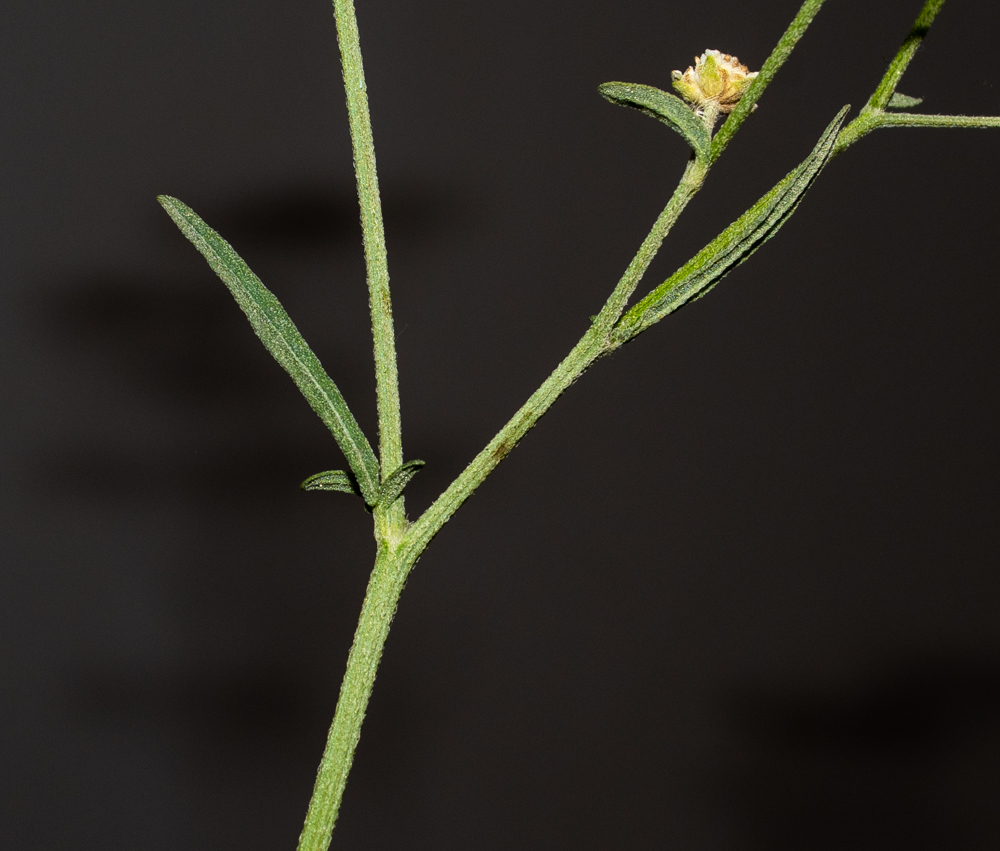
[{"x1": 3, "y1": 0, "x2": 1000, "y2": 848}]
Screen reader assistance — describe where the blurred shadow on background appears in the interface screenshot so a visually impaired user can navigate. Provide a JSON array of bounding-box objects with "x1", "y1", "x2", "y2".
[
  {"x1": 726, "y1": 656, "x2": 1000, "y2": 850},
  {"x1": 31, "y1": 181, "x2": 463, "y2": 495},
  {"x1": 201, "y1": 181, "x2": 456, "y2": 249}
]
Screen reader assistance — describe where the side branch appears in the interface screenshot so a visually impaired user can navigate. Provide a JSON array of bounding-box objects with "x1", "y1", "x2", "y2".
[
  {"x1": 401, "y1": 330, "x2": 607, "y2": 569},
  {"x1": 868, "y1": 0, "x2": 947, "y2": 110},
  {"x1": 591, "y1": 158, "x2": 708, "y2": 335},
  {"x1": 711, "y1": 0, "x2": 829, "y2": 162}
]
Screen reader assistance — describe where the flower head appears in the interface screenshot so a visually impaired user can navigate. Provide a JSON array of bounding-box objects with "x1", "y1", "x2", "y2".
[{"x1": 671, "y1": 50, "x2": 758, "y2": 115}]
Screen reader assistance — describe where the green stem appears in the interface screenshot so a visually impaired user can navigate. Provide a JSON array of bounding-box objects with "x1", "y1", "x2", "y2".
[
  {"x1": 867, "y1": 0, "x2": 947, "y2": 110},
  {"x1": 401, "y1": 328, "x2": 607, "y2": 566},
  {"x1": 836, "y1": 109, "x2": 1000, "y2": 153},
  {"x1": 710, "y1": 0, "x2": 829, "y2": 163},
  {"x1": 294, "y1": 326, "x2": 608, "y2": 851},
  {"x1": 294, "y1": 4, "x2": 854, "y2": 845},
  {"x1": 874, "y1": 113, "x2": 1000, "y2": 129},
  {"x1": 293, "y1": 146, "x2": 712, "y2": 850},
  {"x1": 296, "y1": 546, "x2": 408, "y2": 851},
  {"x1": 332, "y1": 0, "x2": 403, "y2": 482},
  {"x1": 834, "y1": 0, "x2": 1000, "y2": 155},
  {"x1": 592, "y1": 157, "x2": 708, "y2": 335}
]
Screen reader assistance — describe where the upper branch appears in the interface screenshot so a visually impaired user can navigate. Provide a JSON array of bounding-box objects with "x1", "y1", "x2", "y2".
[{"x1": 710, "y1": 0, "x2": 829, "y2": 163}]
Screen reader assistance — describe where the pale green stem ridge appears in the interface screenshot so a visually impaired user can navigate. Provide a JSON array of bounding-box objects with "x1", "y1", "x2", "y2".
[
  {"x1": 711, "y1": 0, "x2": 828, "y2": 163},
  {"x1": 868, "y1": 0, "x2": 947, "y2": 110},
  {"x1": 331, "y1": 0, "x2": 404, "y2": 486},
  {"x1": 295, "y1": 546, "x2": 408, "y2": 851}
]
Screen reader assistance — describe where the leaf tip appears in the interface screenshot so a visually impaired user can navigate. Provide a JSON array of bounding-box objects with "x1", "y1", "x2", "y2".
[
  {"x1": 300, "y1": 469, "x2": 362, "y2": 497},
  {"x1": 888, "y1": 92, "x2": 924, "y2": 109},
  {"x1": 597, "y1": 82, "x2": 626, "y2": 104}
]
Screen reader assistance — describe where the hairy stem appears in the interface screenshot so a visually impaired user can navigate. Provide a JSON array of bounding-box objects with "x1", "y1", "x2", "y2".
[
  {"x1": 332, "y1": 0, "x2": 403, "y2": 483},
  {"x1": 592, "y1": 157, "x2": 708, "y2": 335},
  {"x1": 711, "y1": 0, "x2": 829, "y2": 163},
  {"x1": 293, "y1": 3, "x2": 848, "y2": 846},
  {"x1": 873, "y1": 113, "x2": 1000, "y2": 129},
  {"x1": 294, "y1": 324, "x2": 608, "y2": 851},
  {"x1": 836, "y1": 110, "x2": 1000, "y2": 153},
  {"x1": 834, "y1": 0, "x2": 1000, "y2": 154},
  {"x1": 401, "y1": 327, "x2": 607, "y2": 566},
  {"x1": 296, "y1": 546, "x2": 408, "y2": 851},
  {"x1": 868, "y1": 0, "x2": 947, "y2": 110}
]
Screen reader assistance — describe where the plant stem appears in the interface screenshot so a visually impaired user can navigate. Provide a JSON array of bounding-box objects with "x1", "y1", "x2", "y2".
[
  {"x1": 294, "y1": 325, "x2": 607, "y2": 851},
  {"x1": 867, "y1": 0, "x2": 947, "y2": 110},
  {"x1": 592, "y1": 157, "x2": 708, "y2": 335},
  {"x1": 711, "y1": 0, "x2": 829, "y2": 163},
  {"x1": 833, "y1": 0, "x2": 1000, "y2": 154},
  {"x1": 296, "y1": 545, "x2": 408, "y2": 851},
  {"x1": 295, "y1": 3, "x2": 854, "y2": 845},
  {"x1": 873, "y1": 113, "x2": 1000, "y2": 129},
  {"x1": 400, "y1": 327, "x2": 607, "y2": 566},
  {"x1": 835, "y1": 110, "x2": 1000, "y2": 153},
  {"x1": 332, "y1": 0, "x2": 403, "y2": 482}
]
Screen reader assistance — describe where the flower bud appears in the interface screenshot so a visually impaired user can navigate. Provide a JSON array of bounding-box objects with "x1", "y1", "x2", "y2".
[{"x1": 671, "y1": 50, "x2": 758, "y2": 115}]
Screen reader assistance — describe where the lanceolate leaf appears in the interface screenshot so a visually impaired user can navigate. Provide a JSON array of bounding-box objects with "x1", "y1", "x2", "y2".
[
  {"x1": 301, "y1": 470, "x2": 361, "y2": 496},
  {"x1": 376, "y1": 459, "x2": 425, "y2": 509},
  {"x1": 158, "y1": 195, "x2": 381, "y2": 505},
  {"x1": 888, "y1": 92, "x2": 923, "y2": 109},
  {"x1": 599, "y1": 82, "x2": 712, "y2": 162},
  {"x1": 613, "y1": 106, "x2": 849, "y2": 342}
]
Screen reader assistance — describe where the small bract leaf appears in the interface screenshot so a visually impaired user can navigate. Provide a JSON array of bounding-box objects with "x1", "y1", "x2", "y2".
[
  {"x1": 614, "y1": 106, "x2": 850, "y2": 341},
  {"x1": 888, "y1": 92, "x2": 924, "y2": 109},
  {"x1": 301, "y1": 470, "x2": 361, "y2": 496},
  {"x1": 599, "y1": 82, "x2": 712, "y2": 161},
  {"x1": 158, "y1": 195, "x2": 382, "y2": 505},
  {"x1": 377, "y1": 460, "x2": 426, "y2": 508}
]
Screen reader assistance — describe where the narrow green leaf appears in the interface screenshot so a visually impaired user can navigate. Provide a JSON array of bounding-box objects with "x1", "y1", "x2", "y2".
[
  {"x1": 599, "y1": 82, "x2": 711, "y2": 161},
  {"x1": 615, "y1": 106, "x2": 849, "y2": 341},
  {"x1": 888, "y1": 92, "x2": 923, "y2": 109},
  {"x1": 377, "y1": 459, "x2": 425, "y2": 508},
  {"x1": 158, "y1": 195, "x2": 381, "y2": 505},
  {"x1": 301, "y1": 470, "x2": 361, "y2": 496}
]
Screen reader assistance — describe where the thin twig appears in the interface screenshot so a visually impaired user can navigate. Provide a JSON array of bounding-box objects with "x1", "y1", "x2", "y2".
[{"x1": 711, "y1": 0, "x2": 829, "y2": 163}]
